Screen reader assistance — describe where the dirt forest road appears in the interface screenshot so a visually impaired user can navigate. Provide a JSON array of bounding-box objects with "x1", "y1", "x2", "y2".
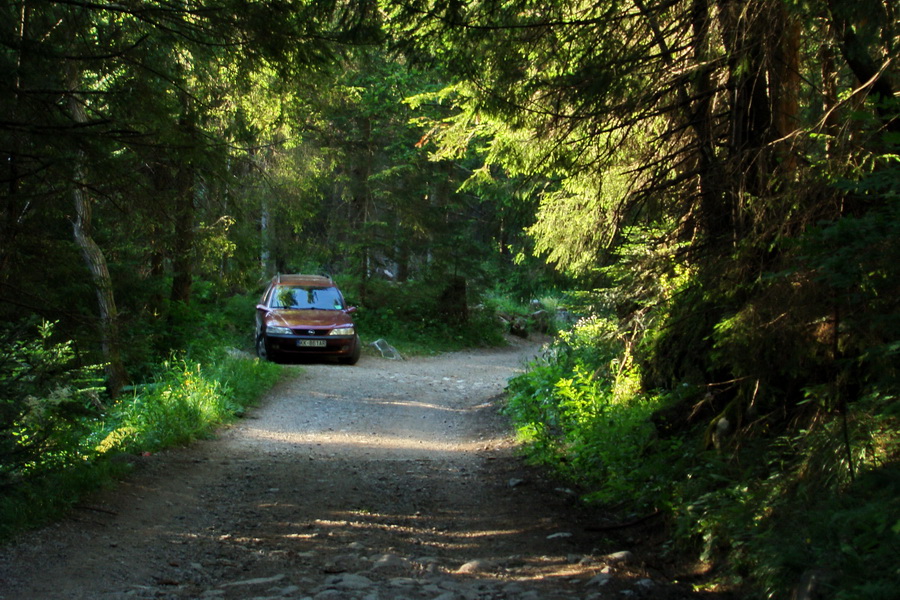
[{"x1": 0, "y1": 338, "x2": 713, "y2": 600}]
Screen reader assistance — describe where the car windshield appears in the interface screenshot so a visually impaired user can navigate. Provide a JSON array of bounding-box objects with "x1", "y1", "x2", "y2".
[{"x1": 271, "y1": 286, "x2": 344, "y2": 310}]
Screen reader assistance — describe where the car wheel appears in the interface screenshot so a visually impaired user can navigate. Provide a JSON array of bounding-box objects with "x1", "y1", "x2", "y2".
[
  {"x1": 340, "y1": 335, "x2": 361, "y2": 365},
  {"x1": 256, "y1": 334, "x2": 277, "y2": 362}
]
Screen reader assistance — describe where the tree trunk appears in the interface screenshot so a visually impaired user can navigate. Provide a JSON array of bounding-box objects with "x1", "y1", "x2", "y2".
[
  {"x1": 353, "y1": 115, "x2": 373, "y2": 305},
  {"x1": 770, "y1": 3, "x2": 801, "y2": 174},
  {"x1": 718, "y1": 0, "x2": 773, "y2": 185},
  {"x1": 635, "y1": 0, "x2": 730, "y2": 248},
  {"x1": 170, "y1": 94, "x2": 196, "y2": 305},
  {"x1": 689, "y1": 0, "x2": 729, "y2": 247},
  {"x1": 170, "y1": 169, "x2": 195, "y2": 304},
  {"x1": 2, "y1": 1, "x2": 29, "y2": 277},
  {"x1": 260, "y1": 195, "x2": 271, "y2": 278},
  {"x1": 66, "y1": 66, "x2": 128, "y2": 397},
  {"x1": 820, "y1": 24, "x2": 841, "y2": 157}
]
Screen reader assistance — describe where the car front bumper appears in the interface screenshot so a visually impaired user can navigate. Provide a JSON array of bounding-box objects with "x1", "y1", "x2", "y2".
[{"x1": 265, "y1": 334, "x2": 357, "y2": 356}]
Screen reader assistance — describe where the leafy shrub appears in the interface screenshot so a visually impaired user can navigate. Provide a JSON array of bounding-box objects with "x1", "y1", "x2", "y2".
[
  {"x1": 0, "y1": 310, "x2": 281, "y2": 540},
  {"x1": 0, "y1": 320, "x2": 105, "y2": 486},
  {"x1": 94, "y1": 351, "x2": 280, "y2": 455},
  {"x1": 505, "y1": 315, "x2": 668, "y2": 508},
  {"x1": 506, "y1": 282, "x2": 900, "y2": 598}
]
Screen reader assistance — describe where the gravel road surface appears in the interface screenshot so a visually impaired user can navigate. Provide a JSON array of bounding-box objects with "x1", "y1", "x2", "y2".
[{"x1": 0, "y1": 338, "x2": 715, "y2": 600}]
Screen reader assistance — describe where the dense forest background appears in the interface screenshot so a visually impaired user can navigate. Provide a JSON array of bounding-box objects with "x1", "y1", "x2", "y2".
[{"x1": 2, "y1": 1, "x2": 897, "y2": 598}]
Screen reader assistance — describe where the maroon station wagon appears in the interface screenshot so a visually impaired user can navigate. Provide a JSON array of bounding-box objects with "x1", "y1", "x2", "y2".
[{"x1": 255, "y1": 274, "x2": 361, "y2": 364}]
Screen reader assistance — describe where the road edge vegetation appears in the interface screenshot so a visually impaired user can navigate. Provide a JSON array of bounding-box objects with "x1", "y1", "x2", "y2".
[
  {"x1": 505, "y1": 285, "x2": 899, "y2": 599},
  {"x1": 0, "y1": 312, "x2": 282, "y2": 540}
]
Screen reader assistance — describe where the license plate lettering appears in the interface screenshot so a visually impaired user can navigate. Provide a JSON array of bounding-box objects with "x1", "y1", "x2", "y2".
[{"x1": 298, "y1": 339, "x2": 327, "y2": 348}]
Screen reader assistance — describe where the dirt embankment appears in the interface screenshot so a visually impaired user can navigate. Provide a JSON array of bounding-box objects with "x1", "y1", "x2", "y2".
[{"x1": 0, "y1": 338, "x2": 719, "y2": 600}]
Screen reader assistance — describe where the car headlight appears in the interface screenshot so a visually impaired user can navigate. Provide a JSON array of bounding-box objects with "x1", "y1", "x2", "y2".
[
  {"x1": 330, "y1": 327, "x2": 355, "y2": 336},
  {"x1": 267, "y1": 325, "x2": 292, "y2": 335}
]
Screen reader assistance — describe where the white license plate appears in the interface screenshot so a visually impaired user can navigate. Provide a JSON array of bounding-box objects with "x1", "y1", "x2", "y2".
[{"x1": 298, "y1": 339, "x2": 327, "y2": 348}]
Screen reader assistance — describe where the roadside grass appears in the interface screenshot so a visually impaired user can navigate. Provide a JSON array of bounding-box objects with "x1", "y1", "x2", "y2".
[
  {"x1": 0, "y1": 317, "x2": 281, "y2": 542},
  {"x1": 92, "y1": 352, "x2": 281, "y2": 456}
]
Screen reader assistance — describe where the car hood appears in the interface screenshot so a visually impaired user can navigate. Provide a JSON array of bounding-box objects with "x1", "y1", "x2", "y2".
[{"x1": 266, "y1": 309, "x2": 354, "y2": 329}]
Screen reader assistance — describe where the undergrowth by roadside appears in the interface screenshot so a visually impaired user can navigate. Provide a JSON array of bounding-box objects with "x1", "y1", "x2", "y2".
[
  {"x1": 0, "y1": 319, "x2": 281, "y2": 541},
  {"x1": 505, "y1": 310, "x2": 899, "y2": 599}
]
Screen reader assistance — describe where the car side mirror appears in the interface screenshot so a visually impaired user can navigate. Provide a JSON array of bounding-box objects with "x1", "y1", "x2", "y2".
[
  {"x1": 256, "y1": 304, "x2": 270, "y2": 312},
  {"x1": 345, "y1": 306, "x2": 357, "y2": 314}
]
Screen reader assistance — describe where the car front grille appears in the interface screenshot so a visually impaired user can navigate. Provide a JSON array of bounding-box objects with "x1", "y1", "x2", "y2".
[{"x1": 290, "y1": 328, "x2": 327, "y2": 336}]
